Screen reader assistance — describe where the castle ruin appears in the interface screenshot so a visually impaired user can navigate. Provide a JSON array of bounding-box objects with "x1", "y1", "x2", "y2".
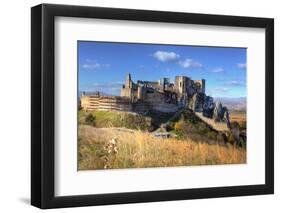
[
  {"x1": 80, "y1": 73, "x2": 229, "y2": 123},
  {"x1": 119, "y1": 74, "x2": 206, "y2": 113}
]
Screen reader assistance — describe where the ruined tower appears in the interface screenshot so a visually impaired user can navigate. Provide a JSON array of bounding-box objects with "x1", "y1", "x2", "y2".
[
  {"x1": 137, "y1": 86, "x2": 143, "y2": 100},
  {"x1": 159, "y1": 77, "x2": 169, "y2": 91},
  {"x1": 125, "y1": 73, "x2": 132, "y2": 88},
  {"x1": 121, "y1": 73, "x2": 137, "y2": 102},
  {"x1": 175, "y1": 76, "x2": 192, "y2": 94},
  {"x1": 174, "y1": 76, "x2": 192, "y2": 106},
  {"x1": 194, "y1": 79, "x2": 205, "y2": 94}
]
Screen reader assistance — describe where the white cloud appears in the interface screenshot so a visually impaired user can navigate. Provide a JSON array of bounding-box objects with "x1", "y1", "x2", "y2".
[
  {"x1": 82, "y1": 63, "x2": 100, "y2": 69},
  {"x1": 210, "y1": 87, "x2": 230, "y2": 94},
  {"x1": 211, "y1": 67, "x2": 224, "y2": 73},
  {"x1": 178, "y1": 59, "x2": 203, "y2": 69},
  {"x1": 152, "y1": 51, "x2": 203, "y2": 70},
  {"x1": 81, "y1": 60, "x2": 110, "y2": 70},
  {"x1": 223, "y1": 80, "x2": 245, "y2": 87},
  {"x1": 152, "y1": 51, "x2": 180, "y2": 62},
  {"x1": 237, "y1": 63, "x2": 246, "y2": 69}
]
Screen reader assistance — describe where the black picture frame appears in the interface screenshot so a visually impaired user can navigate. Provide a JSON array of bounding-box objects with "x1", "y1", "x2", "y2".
[{"x1": 31, "y1": 3, "x2": 274, "y2": 209}]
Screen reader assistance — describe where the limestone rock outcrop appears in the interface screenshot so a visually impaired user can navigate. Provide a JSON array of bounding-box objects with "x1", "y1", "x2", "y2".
[
  {"x1": 227, "y1": 122, "x2": 246, "y2": 147},
  {"x1": 189, "y1": 92, "x2": 205, "y2": 112},
  {"x1": 188, "y1": 94, "x2": 230, "y2": 124},
  {"x1": 213, "y1": 102, "x2": 223, "y2": 121},
  {"x1": 213, "y1": 101, "x2": 230, "y2": 125},
  {"x1": 202, "y1": 96, "x2": 215, "y2": 118}
]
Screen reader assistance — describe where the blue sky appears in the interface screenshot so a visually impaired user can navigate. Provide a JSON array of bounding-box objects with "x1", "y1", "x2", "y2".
[{"x1": 78, "y1": 41, "x2": 246, "y2": 98}]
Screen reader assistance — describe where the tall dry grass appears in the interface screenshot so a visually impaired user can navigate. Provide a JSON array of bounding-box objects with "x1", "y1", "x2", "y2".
[
  {"x1": 78, "y1": 125, "x2": 246, "y2": 170},
  {"x1": 229, "y1": 111, "x2": 246, "y2": 124}
]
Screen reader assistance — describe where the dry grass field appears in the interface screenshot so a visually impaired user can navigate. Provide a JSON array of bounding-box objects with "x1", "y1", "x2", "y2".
[
  {"x1": 229, "y1": 111, "x2": 246, "y2": 127},
  {"x1": 229, "y1": 111, "x2": 246, "y2": 122},
  {"x1": 78, "y1": 125, "x2": 246, "y2": 170}
]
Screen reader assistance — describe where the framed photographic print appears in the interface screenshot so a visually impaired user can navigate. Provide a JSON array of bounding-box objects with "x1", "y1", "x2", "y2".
[{"x1": 31, "y1": 4, "x2": 274, "y2": 209}]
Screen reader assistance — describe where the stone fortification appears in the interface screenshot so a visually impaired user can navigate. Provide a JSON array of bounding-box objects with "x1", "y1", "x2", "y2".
[{"x1": 80, "y1": 73, "x2": 230, "y2": 124}]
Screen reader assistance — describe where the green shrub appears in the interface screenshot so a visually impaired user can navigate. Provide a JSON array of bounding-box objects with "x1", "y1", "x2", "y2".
[
  {"x1": 230, "y1": 121, "x2": 240, "y2": 129},
  {"x1": 166, "y1": 122, "x2": 175, "y2": 131},
  {"x1": 196, "y1": 123, "x2": 209, "y2": 135},
  {"x1": 227, "y1": 133, "x2": 236, "y2": 144},
  {"x1": 87, "y1": 111, "x2": 151, "y2": 131},
  {"x1": 239, "y1": 137, "x2": 246, "y2": 149},
  {"x1": 123, "y1": 113, "x2": 150, "y2": 130},
  {"x1": 239, "y1": 121, "x2": 247, "y2": 130},
  {"x1": 174, "y1": 119, "x2": 185, "y2": 131},
  {"x1": 85, "y1": 113, "x2": 96, "y2": 126},
  {"x1": 206, "y1": 131, "x2": 217, "y2": 140},
  {"x1": 171, "y1": 111, "x2": 215, "y2": 139},
  {"x1": 216, "y1": 133, "x2": 225, "y2": 142}
]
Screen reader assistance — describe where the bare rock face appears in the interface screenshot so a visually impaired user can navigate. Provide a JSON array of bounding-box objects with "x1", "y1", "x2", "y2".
[
  {"x1": 228, "y1": 121, "x2": 246, "y2": 147},
  {"x1": 213, "y1": 102, "x2": 230, "y2": 126},
  {"x1": 223, "y1": 108, "x2": 230, "y2": 128},
  {"x1": 213, "y1": 101, "x2": 223, "y2": 121},
  {"x1": 189, "y1": 92, "x2": 205, "y2": 112},
  {"x1": 203, "y1": 96, "x2": 215, "y2": 118}
]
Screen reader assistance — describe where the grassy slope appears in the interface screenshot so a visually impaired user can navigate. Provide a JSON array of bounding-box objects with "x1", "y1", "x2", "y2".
[
  {"x1": 79, "y1": 110, "x2": 152, "y2": 131},
  {"x1": 80, "y1": 109, "x2": 225, "y2": 142},
  {"x1": 78, "y1": 125, "x2": 246, "y2": 170}
]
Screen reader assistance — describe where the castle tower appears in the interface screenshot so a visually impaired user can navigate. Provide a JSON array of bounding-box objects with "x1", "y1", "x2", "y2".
[
  {"x1": 125, "y1": 73, "x2": 132, "y2": 88},
  {"x1": 175, "y1": 76, "x2": 193, "y2": 107},
  {"x1": 159, "y1": 78, "x2": 169, "y2": 91},
  {"x1": 175, "y1": 76, "x2": 191, "y2": 94},
  {"x1": 175, "y1": 76, "x2": 183, "y2": 94},
  {"x1": 137, "y1": 86, "x2": 143, "y2": 100},
  {"x1": 121, "y1": 73, "x2": 136, "y2": 102},
  {"x1": 194, "y1": 79, "x2": 206, "y2": 94},
  {"x1": 201, "y1": 79, "x2": 205, "y2": 94}
]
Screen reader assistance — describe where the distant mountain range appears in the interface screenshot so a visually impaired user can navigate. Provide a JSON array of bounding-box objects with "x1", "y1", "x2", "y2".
[{"x1": 214, "y1": 97, "x2": 246, "y2": 111}]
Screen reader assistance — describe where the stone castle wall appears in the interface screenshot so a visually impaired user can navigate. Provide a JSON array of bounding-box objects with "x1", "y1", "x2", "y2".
[{"x1": 81, "y1": 95, "x2": 132, "y2": 112}]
